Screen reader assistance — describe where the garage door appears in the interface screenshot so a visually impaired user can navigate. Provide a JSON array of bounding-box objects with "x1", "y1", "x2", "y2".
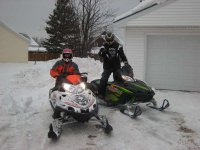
[{"x1": 146, "y1": 35, "x2": 200, "y2": 91}]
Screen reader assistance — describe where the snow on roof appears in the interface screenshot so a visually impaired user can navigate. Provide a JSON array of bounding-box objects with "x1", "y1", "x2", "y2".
[
  {"x1": 114, "y1": 0, "x2": 168, "y2": 22},
  {"x1": 19, "y1": 33, "x2": 39, "y2": 47},
  {"x1": 28, "y1": 47, "x2": 47, "y2": 52}
]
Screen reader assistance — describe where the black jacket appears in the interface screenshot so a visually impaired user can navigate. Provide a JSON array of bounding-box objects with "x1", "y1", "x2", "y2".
[{"x1": 98, "y1": 41, "x2": 127, "y2": 69}]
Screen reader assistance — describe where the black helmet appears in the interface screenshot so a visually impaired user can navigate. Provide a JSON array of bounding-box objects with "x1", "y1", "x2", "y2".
[{"x1": 105, "y1": 32, "x2": 115, "y2": 44}]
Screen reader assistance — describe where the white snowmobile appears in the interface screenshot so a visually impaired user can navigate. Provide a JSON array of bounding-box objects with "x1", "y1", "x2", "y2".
[{"x1": 48, "y1": 73, "x2": 113, "y2": 139}]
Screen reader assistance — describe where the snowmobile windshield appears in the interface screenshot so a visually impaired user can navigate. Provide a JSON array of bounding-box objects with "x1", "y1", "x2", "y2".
[
  {"x1": 66, "y1": 75, "x2": 81, "y2": 85},
  {"x1": 122, "y1": 75, "x2": 134, "y2": 81}
]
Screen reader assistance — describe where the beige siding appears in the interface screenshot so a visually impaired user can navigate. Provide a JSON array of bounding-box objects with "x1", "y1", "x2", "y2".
[
  {"x1": 0, "y1": 24, "x2": 28, "y2": 63},
  {"x1": 125, "y1": 27, "x2": 200, "y2": 80},
  {"x1": 128, "y1": 0, "x2": 200, "y2": 26}
]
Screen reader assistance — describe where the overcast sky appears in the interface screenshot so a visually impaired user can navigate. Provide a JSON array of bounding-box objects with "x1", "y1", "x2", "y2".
[{"x1": 0, "y1": 0, "x2": 138, "y2": 38}]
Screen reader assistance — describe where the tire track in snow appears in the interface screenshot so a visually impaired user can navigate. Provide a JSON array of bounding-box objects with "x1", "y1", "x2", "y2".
[{"x1": 171, "y1": 112, "x2": 200, "y2": 150}]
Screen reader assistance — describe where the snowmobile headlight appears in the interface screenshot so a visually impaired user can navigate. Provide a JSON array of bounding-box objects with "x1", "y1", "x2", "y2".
[
  {"x1": 77, "y1": 82, "x2": 86, "y2": 93},
  {"x1": 80, "y1": 82, "x2": 86, "y2": 90},
  {"x1": 63, "y1": 83, "x2": 75, "y2": 93},
  {"x1": 122, "y1": 75, "x2": 134, "y2": 81}
]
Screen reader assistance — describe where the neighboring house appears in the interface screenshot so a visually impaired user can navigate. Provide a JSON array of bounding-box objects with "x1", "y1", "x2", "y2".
[
  {"x1": 19, "y1": 33, "x2": 53, "y2": 61},
  {"x1": 19, "y1": 33, "x2": 47, "y2": 53},
  {"x1": 114, "y1": 0, "x2": 200, "y2": 91},
  {"x1": 90, "y1": 32, "x2": 107, "y2": 48},
  {"x1": 0, "y1": 21, "x2": 29, "y2": 63}
]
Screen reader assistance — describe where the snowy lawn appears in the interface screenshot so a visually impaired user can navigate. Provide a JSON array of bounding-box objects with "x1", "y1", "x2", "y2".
[{"x1": 0, "y1": 58, "x2": 200, "y2": 150}]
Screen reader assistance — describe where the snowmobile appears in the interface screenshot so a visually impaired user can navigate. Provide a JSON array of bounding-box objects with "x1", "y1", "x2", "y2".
[
  {"x1": 90, "y1": 65, "x2": 170, "y2": 118},
  {"x1": 48, "y1": 73, "x2": 113, "y2": 139}
]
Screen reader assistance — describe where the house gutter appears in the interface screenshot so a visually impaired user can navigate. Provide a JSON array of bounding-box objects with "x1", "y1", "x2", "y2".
[{"x1": 114, "y1": 3, "x2": 158, "y2": 23}]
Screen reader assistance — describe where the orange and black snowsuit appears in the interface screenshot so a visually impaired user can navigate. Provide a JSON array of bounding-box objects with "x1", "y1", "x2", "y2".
[
  {"x1": 50, "y1": 59, "x2": 80, "y2": 78},
  {"x1": 50, "y1": 60, "x2": 80, "y2": 90}
]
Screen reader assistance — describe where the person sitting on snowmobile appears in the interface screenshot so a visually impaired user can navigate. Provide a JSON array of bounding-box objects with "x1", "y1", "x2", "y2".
[
  {"x1": 50, "y1": 48, "x2": 80, "y2": 90},
  {"x1": 98, "y1": 31, "x2": 129, "y2": 99}
]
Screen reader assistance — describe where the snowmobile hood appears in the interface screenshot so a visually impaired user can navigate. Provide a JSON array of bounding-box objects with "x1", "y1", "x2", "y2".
[{"x1": 124, "y1": 80, "x2": 155, "y2": 95}]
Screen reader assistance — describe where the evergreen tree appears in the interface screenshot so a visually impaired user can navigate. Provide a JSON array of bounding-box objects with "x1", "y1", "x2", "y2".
[{"x1": 43, "y1": 0, "x2": 80, "y2": 53}]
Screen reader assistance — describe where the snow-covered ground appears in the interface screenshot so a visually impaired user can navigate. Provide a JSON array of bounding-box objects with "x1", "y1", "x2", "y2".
[{"x1": 0, "y1": 58, "x2": 200, "y2": 150}]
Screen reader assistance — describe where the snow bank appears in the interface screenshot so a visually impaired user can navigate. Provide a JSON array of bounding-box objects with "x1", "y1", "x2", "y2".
[{"x1": 0, "y1": 57, "x2": 200, "y2": 150}]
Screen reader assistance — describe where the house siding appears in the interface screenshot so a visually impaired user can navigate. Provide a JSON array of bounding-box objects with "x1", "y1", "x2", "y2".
[
  {"x1": 128, "y1": 0, "x2": 200, "y2": 26},
  {"x1": 125, "y1": 27, "x2": 200, "y2": 80},
  {"x1": 0, "y1": 23, "x2": 28, "y2": 63}
]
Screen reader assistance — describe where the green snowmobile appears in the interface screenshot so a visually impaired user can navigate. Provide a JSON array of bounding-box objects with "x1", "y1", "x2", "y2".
[{"x1": 90, "y1": 65, "x2": 170, "y2": 118}]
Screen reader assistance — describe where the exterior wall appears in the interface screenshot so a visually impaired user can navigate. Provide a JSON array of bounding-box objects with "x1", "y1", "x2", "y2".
[
  {"x1": 125, "y1": 27, "x2": 200, "y2": 80},
  {"x1": 0, "y1": 24, "x2": 28, "y2": 63},
  {"x1": 127, "y1": 0, "x2": 200, "y2": 26}
]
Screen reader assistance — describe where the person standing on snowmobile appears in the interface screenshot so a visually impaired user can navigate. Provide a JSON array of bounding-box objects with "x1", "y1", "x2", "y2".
[
  {"x1": 98, "y1": 31, "x2": 129, "y2": 99},
  {"x1": 50, "y1": 48, "x2": 80, "y2": 89}
]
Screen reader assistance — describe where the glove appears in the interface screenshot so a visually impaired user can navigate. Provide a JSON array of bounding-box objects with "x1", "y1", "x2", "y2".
[
  {"x1": 99, "y1": 48, "x2": 107, "y2": 57},
  {"x1": 124, "y1": 61, "x2": 129, "y2": 66}
]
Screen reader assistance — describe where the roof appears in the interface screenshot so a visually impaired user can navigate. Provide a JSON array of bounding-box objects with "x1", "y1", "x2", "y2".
[
  {"x1": 19, "y1": 33, "x2": 39, "y2": 46},
  {"x1": 114, "y1": 0, "x2": 168, "y2": 23},
  {"x1": 0, "y1": 20, "x2": 29, "y2": 44},
  {"x1": 18, "y1": 33, "x2": 47, "y2": 52}
]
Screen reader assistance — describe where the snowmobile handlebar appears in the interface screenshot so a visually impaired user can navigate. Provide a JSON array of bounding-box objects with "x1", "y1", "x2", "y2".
[
  {"x1": 59, "y1": 72, "x2": 88, "y2": 77},
  {"x1": 80, "y1": 72, "x2": 88, "y2": 75}
]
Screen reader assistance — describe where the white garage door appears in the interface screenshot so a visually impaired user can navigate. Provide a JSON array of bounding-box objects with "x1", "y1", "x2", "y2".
[{"x1": 146, "y1": 35, "x2": 200, "y2": 91}]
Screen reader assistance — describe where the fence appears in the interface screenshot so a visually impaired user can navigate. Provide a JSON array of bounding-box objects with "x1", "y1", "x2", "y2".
[
  {"x1": 29, "y1": 51, "x2": 102, "y2": 61},
  {"x1": 28, "y1": 52, "x2": 61, "y2": 61}
]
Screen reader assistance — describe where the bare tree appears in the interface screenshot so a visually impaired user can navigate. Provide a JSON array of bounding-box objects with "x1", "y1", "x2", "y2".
[{"x1": 75, "y1": 0, "x2": 115, "y2": 57}]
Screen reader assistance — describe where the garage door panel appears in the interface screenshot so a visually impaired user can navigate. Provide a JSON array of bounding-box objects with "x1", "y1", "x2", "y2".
[{"x1": 146, "y1": 35, "x2": 200, "y2": 91}]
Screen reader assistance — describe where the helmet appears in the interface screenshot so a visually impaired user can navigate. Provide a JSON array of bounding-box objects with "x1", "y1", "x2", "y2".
[
  {"x1": 105, "y1": 32, "x2": 115, "y2": 45},
  {"x1": 62, "y1": 48, "x2": 73, "y2": 62}
]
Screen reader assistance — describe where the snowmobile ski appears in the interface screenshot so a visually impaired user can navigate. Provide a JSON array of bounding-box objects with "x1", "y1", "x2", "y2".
[
  {"x1": 97, "y1": 97, "x2": 142, "y2": 119},
  {"x1": 120, "y1": 104, "x2": 142, "y2": 118},
  {"x1": 146, "y1": 99, "x2": 170, "y2": 111},
  {"x1": 94, "y1": 114, "x2": 113, "y2": 134},
  {"x1": 48, "y1": 118, "x2": 63, "y2": 139}
]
